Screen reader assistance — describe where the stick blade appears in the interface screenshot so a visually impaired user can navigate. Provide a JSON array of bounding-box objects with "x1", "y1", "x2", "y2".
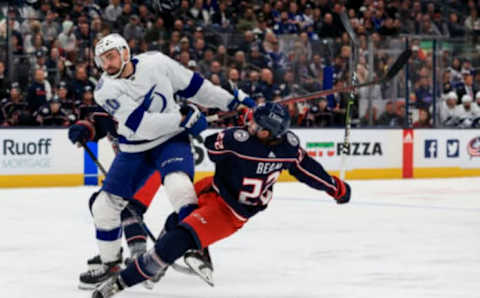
[{"x1": 385, "y1": 49, "x2": 412, "y2": 81}]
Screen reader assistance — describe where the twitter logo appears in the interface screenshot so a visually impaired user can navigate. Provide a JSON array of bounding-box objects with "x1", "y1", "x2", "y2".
[{"x1": 447, "y1": 139, "x2": 459, "y2": 158}]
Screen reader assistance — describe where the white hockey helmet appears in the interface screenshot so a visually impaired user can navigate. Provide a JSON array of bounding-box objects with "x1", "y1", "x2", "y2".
[{"x1": 94, "y1": 33, "x2": 130, "y2": 79}]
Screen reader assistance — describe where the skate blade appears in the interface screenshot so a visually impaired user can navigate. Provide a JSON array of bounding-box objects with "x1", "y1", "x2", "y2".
[
  {"x1": 143, "y1": 279, "x2": 154, "y2": 290},
  {"x1": 78, "y1": 281, "x2": 99, "y2": 291},
  {"x1": 184, "y1": 255, "x2": 214, "y2": 287}
]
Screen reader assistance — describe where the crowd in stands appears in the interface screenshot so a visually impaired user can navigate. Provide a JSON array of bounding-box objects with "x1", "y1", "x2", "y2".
[{"x1": 0, "y1": 0, "x2": 480, "y2": 129}]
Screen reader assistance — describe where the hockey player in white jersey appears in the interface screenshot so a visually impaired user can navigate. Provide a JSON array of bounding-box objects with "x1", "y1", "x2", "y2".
[{"x1": 71, "y1": 33, "x2": 255, "y2": 289}]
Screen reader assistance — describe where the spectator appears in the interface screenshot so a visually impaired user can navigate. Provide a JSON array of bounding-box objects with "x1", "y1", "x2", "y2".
[
  {"x1": 305, "y1": 98, "x2": 333, "y2": 127},
  {"x1": 138, "y1": 4, "x2": 153, "y2": 27},
  {"x1": 123, "y1": 14, "x2": 145, "y2": 41},
  {"x1": 56, "y1": 81, "x2": 76, "y2": 120},
  {"x1": 198, "y1": 48, "x2": 215, "y2": 74},
  {"x1": 464, "y1": 9, "x2": 480, "y2": 34},
  {"x1": 413, "y1": 108, "x2": 432, "y2": 128},
  {"x1": 360, "y1": 106, "x2": 378, "y2": 127},
  {"x1": 222, "y1": 68, "x2": 240, "y2": 94},
  {"x1": 239, "y1": 70, "x2": 261, "y2": 96},
  {"x1": 447, "y1": 12, "x2": 465, "y2": 37},
  {"x1": 207, "y1": 60, "x2": 226, "y2": 85},
  {"x1": 144, "y1": 17, "x2": 167, "y2": 44},
  {"x1": 318, "y1": 13, "x2": 341, "y2": 38},
  {"x1": 58, "y1": 20, "x2": 76, "y2": 53},
  {"x1": 456, "y1": 71, "x2": 477, "y2": 105},
  {"x1": 273, "y1": 11, "x2": 298, "y2": 35},
  {"x1": 77, "y1": 85, "x2": 97, "y2": 120},
  {"x1": 419, "y1": 14, "x2": 442, "y2": 35},
  {"x1": 192, "y1": 38, "x2": 206, "y2": 61},
  {"x1": 278, "y1": 69, "x2": 296, "y2": 97},
  {"x1": 41, "y1": 10, "x2": 59, "y2": 43},
  {"x1": 3, "y1": 82, "x2": 32, "y2": 126},
  {"x1": 378, "y1": 100, "x2": 402, "y2": 127},
  {"x1": 188, "y1": 0, "x2": 210, "y2": 25},
  {"x1": 249, "y1": 46, "x2": 268, "y2": 69},
  {"x1": 26, "y1": 68, "x2": 52, "y2": 113},
  {"x1": 34, "y1": 97, "x2": 71, "y2": 126},
  {"x1": 415, "y1": 75, "x2": 433, "y2": 108},
  {"x1": 178, "y1": 50, "x2": 191, "y2": 67},
  {"x1": 231, "y1": 51, "x2": 248, "y2": 75},
  {"x1": 34, "y1": 49, "x2": 49, "y2": 79},
  {"x1": 70, "y1": 66, "x2": 95, "y2": 102},
  {"x1": 211, "y1": 1, "x2": 232, "y2": 29},
  {"x1": 104, "y1": 0, "x2": 123, "y2": 24},
  {"x1": 237, "y1": 6, "x2": 257, "y2": 32},
  {"x1": 258, "y1": 68, "x2": 279, "y2": 102}
]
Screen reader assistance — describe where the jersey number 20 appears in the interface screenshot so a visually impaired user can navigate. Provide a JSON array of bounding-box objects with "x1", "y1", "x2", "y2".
[{"x1": 239, "y1": 171, "x2": 280, "y2": 206}]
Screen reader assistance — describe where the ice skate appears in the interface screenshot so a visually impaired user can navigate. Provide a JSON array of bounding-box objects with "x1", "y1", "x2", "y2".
[
  {"x1": 79, "y1": 260, "x2": 122, "y2": 290},
  {"x1": 91, "y1": 275, "x2": 126, "y2": 298},
  {"x1": 184, "y1": 247, "x2": 214, "y2": 286}
]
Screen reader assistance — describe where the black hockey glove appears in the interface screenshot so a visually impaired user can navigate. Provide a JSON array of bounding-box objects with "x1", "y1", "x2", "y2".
[
  {"x1": 328, "y1": 176, "x2": 351, "y2": 204},
  {"x1": 68, "y1": 120, "x2": 95, "y2": 144}
]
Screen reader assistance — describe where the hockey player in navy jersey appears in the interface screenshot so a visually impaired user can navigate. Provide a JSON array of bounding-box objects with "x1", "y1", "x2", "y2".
[
  {"x1": 91, "y1": 102, "x2": 351, "y2": 298},
  {"x1": 68, "y1": 33, "x2": 255, "y2": 289}
]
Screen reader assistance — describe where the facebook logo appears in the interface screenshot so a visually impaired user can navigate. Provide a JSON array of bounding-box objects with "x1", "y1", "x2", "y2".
[
  {"x1": 425, "y1": 140, "x2": 438, "y2": 158},
  {"x1": 447, "y1": 139, "x2": 460, "y2": 158}
]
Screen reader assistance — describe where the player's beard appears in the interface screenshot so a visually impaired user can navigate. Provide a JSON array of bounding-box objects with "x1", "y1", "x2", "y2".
[{"x1": 106, "y1": 66, "x2": 120, "y2": 76}]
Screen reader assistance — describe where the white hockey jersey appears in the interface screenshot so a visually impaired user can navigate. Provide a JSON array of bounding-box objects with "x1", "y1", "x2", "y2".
[{"x1": 94, "y1": 51, "x2": 235, "y2": 152}]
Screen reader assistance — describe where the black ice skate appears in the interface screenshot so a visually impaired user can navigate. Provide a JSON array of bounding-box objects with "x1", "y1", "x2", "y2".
[
  {"x1": 91, "y1": 275, "x2": 126, "y2": 298},
  {"x1": 79, "y1": 260, "x2": 122, "y2": 290},
  {"x1": 86, "y1": 248, "x2": 123, "y2": 270},
  {"x1": 184, "y1": 247, "x2": 214, "y2": 286}
]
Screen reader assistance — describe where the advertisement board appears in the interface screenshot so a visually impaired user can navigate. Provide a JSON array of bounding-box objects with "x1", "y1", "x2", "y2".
[
  {"x1": 413, "y1": 129, "x2": 480, "y2": 177},
  {"x1": 192, "y1": 129, "x2": 403, "y2": 180},
  {"x1": 0, "y1": 129, "x2": 83, "y2": 187},
  {"x1": 1, "y1": 128, "x2": 479, "y2": 187}
]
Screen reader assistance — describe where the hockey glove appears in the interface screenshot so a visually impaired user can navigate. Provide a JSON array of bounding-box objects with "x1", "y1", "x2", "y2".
[
  {"x1": 180, "y1": 104, "x2": 208, "y2": 137},
  {"x1": 227, "y1": 89, "x2": 256, "y2": 111},
  {"x1": 327, "y1": 176, "x2": 351, "y2": 204},
  {"x1": 68, "y1": 120, "x2": 95, "y2": 145}
]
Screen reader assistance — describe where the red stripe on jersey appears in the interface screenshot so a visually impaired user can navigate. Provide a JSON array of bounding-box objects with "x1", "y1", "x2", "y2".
[
  {"x1": 134, "y1": 259, "x2": 152, "y2": 279},
  {"x1": 294, "y1": 161, "x2": 336, "y2": 191},
  {"x1": 126, "y1": 235, "x2": 147, "y2": 243}
]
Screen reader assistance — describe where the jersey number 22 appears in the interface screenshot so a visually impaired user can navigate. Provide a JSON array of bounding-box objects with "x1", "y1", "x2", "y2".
[{"x1": 239, "y1": 171, "x2": 280, "y2": 206}]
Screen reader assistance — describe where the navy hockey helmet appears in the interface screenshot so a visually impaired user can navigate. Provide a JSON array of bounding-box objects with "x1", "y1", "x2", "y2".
[{"x1": 252, "y1": 102, "x2": 291, "y2": 138}]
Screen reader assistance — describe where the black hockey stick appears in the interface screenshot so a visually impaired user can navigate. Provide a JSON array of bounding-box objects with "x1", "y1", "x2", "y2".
[
  {"x1": 339, "y1": 10, "x2": 359, "y2": 180},
  {"x1": 206, "y1": 48, "x2": 412, "y2": 123},
  {"x1": 81, "y1": 142, "x2": 197, "y2": 276}
]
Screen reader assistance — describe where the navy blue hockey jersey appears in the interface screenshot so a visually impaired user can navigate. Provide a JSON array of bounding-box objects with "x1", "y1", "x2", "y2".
[{"x1": 204, "y1": 127, "x2": 339, "y2": 220}]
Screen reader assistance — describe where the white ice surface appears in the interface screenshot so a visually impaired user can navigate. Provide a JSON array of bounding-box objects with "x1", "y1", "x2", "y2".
[{"x1": 1, "y1": 178, "x2": 479, "y2": 298}]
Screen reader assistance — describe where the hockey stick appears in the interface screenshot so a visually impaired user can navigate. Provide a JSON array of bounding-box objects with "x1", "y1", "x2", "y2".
[
  {"x1": 81, "y1": 143, "x2": 197, "y2": 276},
  {"x1": 206, "y1": 48, "x2": 412, "y2": 123},
  {"x1": 339, "y1": 10, "x2": 359, "y2": 180}
]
